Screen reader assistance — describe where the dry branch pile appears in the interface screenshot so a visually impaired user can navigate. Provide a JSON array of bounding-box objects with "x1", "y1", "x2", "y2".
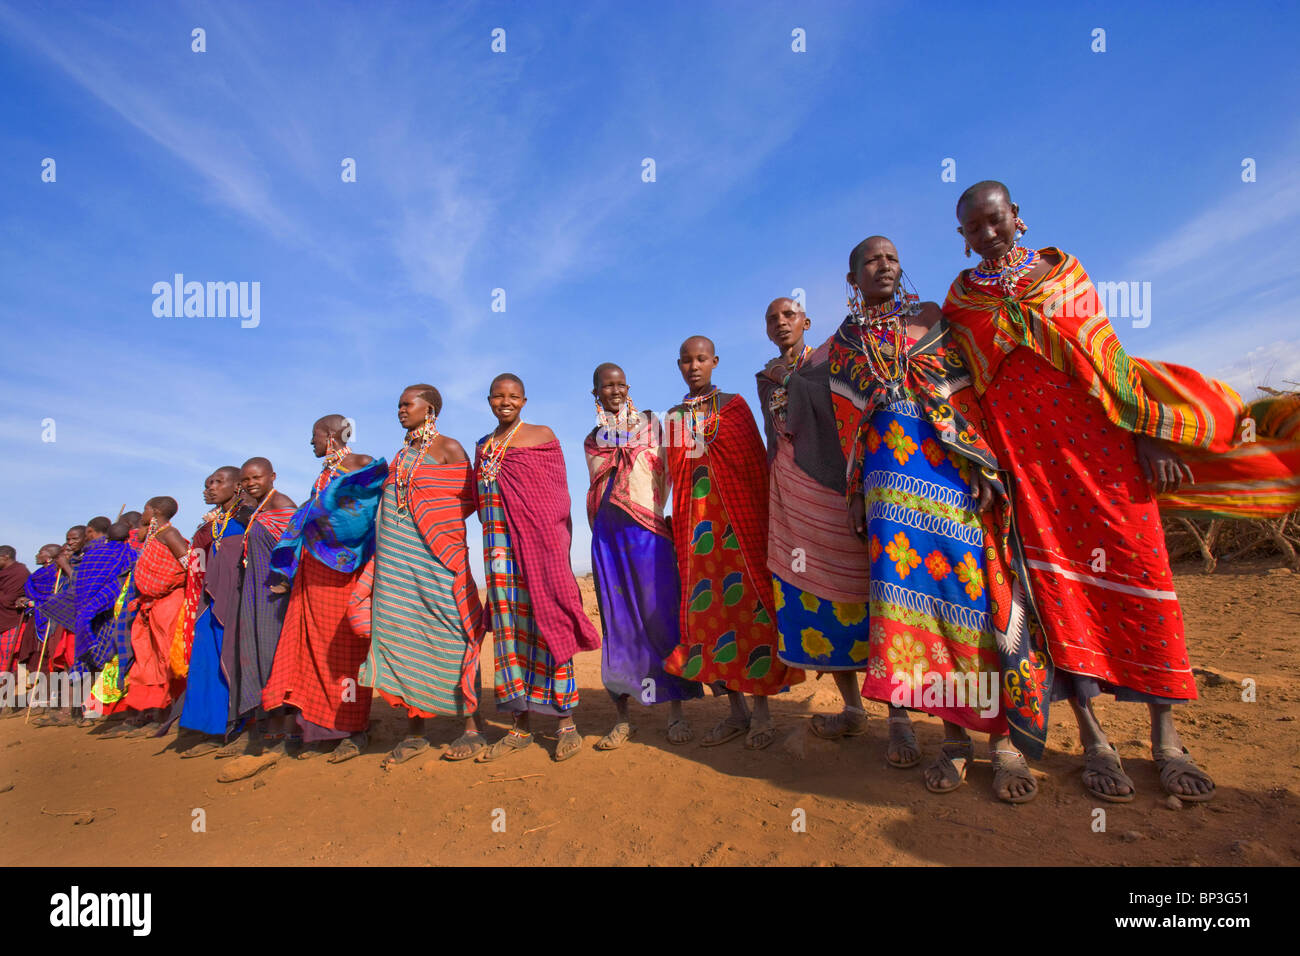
[{"x1": 1164, "y1": 511, "x2": 1300, "y2": 573}]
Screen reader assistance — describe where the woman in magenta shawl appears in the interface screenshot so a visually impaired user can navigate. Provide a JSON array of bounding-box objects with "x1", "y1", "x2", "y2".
[{"x1": 474, "y1": 373, "x2": 600, "y2": 763}]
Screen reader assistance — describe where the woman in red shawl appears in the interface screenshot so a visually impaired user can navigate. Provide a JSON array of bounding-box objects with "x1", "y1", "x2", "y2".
[
  {"x1": 942, "y1": 180, "x2": 1220, "y2": 803},
  {"x1": 119, "y1": 496, "x2": 190, "y2": 735},
  {"x1": 661, "y1": 336, "x2": 802, "y2": 750}
]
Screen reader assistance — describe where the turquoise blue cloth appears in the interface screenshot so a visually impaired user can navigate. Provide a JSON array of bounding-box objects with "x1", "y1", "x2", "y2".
[{"x1": 270, "y1": 459, "x2": 389, "y2": 582}]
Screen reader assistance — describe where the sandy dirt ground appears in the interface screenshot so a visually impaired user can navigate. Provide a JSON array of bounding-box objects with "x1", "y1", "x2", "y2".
[{"x1": 2, "y1": 560, "x2": 1297, "y2": 867}]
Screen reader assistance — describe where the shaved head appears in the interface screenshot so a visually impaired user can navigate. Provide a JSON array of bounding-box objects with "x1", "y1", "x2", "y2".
[
  {"x1": 213, "y1": 466, "x2": 240, "y2": 482},
  {"x1": 592, "y1": 362, "x2": 624, "y2": 389},
  {"x1": 679, "y1": 335, "x2": 716, "y2": 357},
  {"x1": 849, "y1": 235, "x2": 897, "y2": 275},
  {"x1": 490, "y1": 373, "x2": 525, "y2": 396},
  {"x1": 314, "y1": 414, "x2": 353, "y2": 442},
  {"x1": 242, "y1": 457, "x2": 273, "y2": 472},
  {"x1": 765, "y1": 297, "x2": 804, "y2": 320},
  {"x1": 956, "y1": 180, "x2": 1012, "y2": 217}
]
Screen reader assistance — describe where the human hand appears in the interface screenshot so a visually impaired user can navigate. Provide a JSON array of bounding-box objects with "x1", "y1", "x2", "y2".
[
  {"x1": 848, "y1": 493, "x2": 867, "y2": 541},
  {"x1": 1136, "y1": 436, "x2": 1194, "y2": 493},
  {"x1": 969, "y1": 469, "x2": 995, "y2": 513}
]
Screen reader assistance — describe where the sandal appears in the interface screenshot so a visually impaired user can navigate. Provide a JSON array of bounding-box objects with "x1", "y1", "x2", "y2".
[
  {"x1": 476, "y1": 729, "x2": 534, "y2": 763},
  {"x1": 810, "y1": 706, "x2": 868, "y2": 740},
  {"x1": 124, "y1": 721, "x2": 162, "y2": 739},
  {"x1": 886, "y1": 716, "x2": 922, "y2": 769},
  {"x1": 1082, "y1": 743, "x2": 1135, "y2": 803},
  {"x1": 442, "y1": 731, "x2": 488, "y2": 761},
  {"x1": 96, "y1": 719, "x2": 142, "y2": 738},
  {"x1": 32, "y1": 711, "x2": 78, "y2": 728},
  {"x1": 296, "y1": 743, "x2": 328, "y2": 760},
  {"x1": 328, "y1": 732, "x2": 366, "y2": 764},
  {"x1": 700, "y1": 714, "x2": 749, "y2": 747},
  {"x1": 554, "y1": 725, "x2": 583, "y2": 762},
  {"x1": 1153, "y1": 747, "x2": 1215, "y2": 803},
  {"x1": 214, "y1": 734, "x2": 256, "y2": 759},
  {"x1": 382, "y1": 736, "x2": 430, "y2": 768},
  {"x1": 924, "y1": 739, "x2": 974, "y2": 794},
  {"x1": 666, "y1": 718, "x2": 693, "y2": 745},
  {"x1": 990, "y1": 748, "x2": 1038, "y2": 804},
  {"x1": 179, "y1": 739, "x2": 222, "y2": 760},
  {"x1": 744, "y1": 720, "x2": 777, "y2": 751},
  {"x1": 595, "y1": 721, "x2": 635, "y2": 751}
]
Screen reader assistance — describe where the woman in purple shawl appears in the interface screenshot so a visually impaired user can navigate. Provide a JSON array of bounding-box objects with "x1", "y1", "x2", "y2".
[
  {"x1": 584, "y1": 363, "x2": 702, "y2": 750},
  {"x1": 474, "y1": 373, "x2": 600, "y2": 762}
]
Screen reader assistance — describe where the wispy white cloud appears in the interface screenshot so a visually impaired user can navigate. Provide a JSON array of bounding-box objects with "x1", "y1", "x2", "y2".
[
  {"x1": 1133, "y1": 167, "x2": 1300, "y2": 278},
  {"x1": 1210, "y1": 337, "x2": 1300, "y2": 399}
]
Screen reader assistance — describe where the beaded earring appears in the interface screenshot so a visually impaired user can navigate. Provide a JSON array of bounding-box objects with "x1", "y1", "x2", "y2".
[
  {"x1": 896, "y1": 269, "x2": 923, "y2": 316},
  {"x1": 846, "y1": 281, "x2": 865, "y2": 318},
  {"x1": 1014, "y1": 216, "x2": 1028, "y2": 237},
  {"x1": 964, "y1": 238, "x2": 972, "y2": 258}
]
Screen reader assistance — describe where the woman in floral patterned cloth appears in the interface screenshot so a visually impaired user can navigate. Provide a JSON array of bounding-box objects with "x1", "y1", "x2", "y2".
[{"x1": 831, "y1": 235, "x2": 1052, "y2": 804}]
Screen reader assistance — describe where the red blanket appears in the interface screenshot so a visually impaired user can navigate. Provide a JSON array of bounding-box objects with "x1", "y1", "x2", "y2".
[
  {"x1": 134, "y1": 535, "x2": 188, "y2": 599},
  {"x1": 685, "y1": 395, "x2": 772, "y2": 611},
  {"x1": 483, "y1": 440, "x2": 599, "y2": 664},
  {"x1": 262, "y1": 553, "x2": 372, "y2": 732}
]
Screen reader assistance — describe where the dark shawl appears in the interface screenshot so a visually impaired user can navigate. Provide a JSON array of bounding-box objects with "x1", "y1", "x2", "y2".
[
  {"x1": 220, "y1": 520, "x2": 289, "y2": 723},
  {"x1": 754, "y1": 337, "x2": 846, "y2": 493},
  {"x1": 0, "y1": 562, "x2": 29, "y2": 632}
]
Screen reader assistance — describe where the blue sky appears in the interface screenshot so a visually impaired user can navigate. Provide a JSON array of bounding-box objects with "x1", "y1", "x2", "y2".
[{"x1": 3, "y1": 1, "x2": 1299, "y2": 572}]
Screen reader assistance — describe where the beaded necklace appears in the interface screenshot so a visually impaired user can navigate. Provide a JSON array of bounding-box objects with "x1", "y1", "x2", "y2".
[
  {"x1": 394, "y1": 418, "x2": 438, "y2": 513},
  {"x1": 848, "y1": 301, "x2": 911, "y2": 400},
  {"x1": 210, "y1": 498, "x2": 238, "y2": 550},
  {"x1": 313, "y1": 444, "x2": 352, "y2": 498},
  {"x1": 479, "y1": 419, "x2": 524, "y2": 483},
  {"x1": 970, "y1": 245, "x2": 1039, "y2": 296},
  {"x1": 682, "y1": 385, "x2": 721, "y2": 444},
  {"x1": 595, "y1": 400, "x2": 645, "y2": 450},
  {"x1": 596, "y1": 398, "x2": 639, "y2": 435},
  {"x1": 768, "y1": 344, "x2": 813, "y2": 423}
]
